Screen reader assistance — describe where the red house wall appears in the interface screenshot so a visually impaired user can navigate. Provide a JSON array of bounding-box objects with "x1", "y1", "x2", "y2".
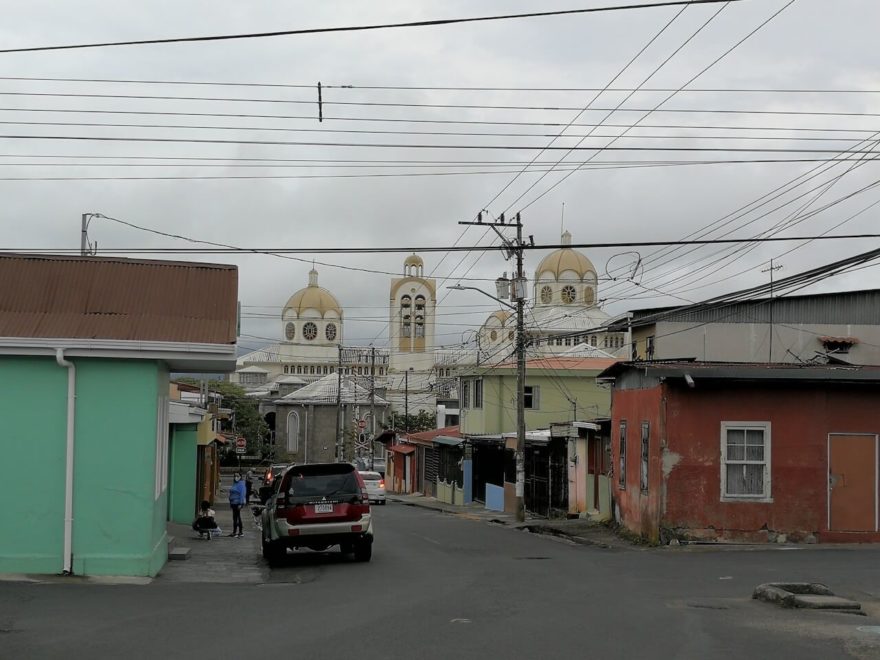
[
  {"x1": 612, "y1": 380, "x2": 880, "y2": 543},
  {"x1": 610, "y1": 386, "x2": 665, "y2": 543}
]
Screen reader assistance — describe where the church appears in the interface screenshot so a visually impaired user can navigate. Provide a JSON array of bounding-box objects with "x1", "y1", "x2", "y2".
[{"x1": 232, "y1": 232, "x2": 628, "y2": 449}]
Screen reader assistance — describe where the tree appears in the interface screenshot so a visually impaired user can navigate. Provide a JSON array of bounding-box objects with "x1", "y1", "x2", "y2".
[
  {"x1": 388, "y1": 410, "x2": 437, "y2": 434},
  {"x1": 176, "y1": 378, "x2": 269, "y2": 455}
]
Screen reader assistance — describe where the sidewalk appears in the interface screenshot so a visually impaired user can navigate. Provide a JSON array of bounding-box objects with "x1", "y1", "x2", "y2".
[
  {"x1": 389, "y1": 493, "x2": 631, "y2": 549},
  {"x1": 159, "y1": 491, "x2": 267, "y2": 584}
]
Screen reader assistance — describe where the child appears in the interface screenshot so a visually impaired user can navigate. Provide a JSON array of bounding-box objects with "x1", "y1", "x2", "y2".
[{"x1": 192, "y1": 501, "x2": 221, "y2": 540}]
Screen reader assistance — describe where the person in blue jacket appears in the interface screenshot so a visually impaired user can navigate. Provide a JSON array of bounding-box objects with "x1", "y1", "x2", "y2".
[{"x1": 228, "y1": 472, "x2": 247, "y2": 537}]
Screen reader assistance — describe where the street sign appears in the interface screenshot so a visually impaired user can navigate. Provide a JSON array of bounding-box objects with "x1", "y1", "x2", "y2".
[{"x1": 235, "y1": 436, "x2": 247, "y2": 454}]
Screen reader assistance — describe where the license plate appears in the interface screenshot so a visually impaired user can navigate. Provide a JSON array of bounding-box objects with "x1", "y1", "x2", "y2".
[{"x1": 314, "y1": 503, "x2": 334, "y2": 514}]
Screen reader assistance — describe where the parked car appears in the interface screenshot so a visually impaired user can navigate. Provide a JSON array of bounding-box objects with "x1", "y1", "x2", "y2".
[
  {"x1": 261, "y1": 462, "x2": 373, "y2": 564},
  {"x1": 358, "y1": 471, "x2": 386, "y2": 504},
  {"x1": 258, "y1": 463, "x2": 290, "y2": 503}
]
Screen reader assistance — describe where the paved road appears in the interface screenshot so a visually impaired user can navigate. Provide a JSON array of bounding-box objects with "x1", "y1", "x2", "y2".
[{"x1": 2, "y1": 503, "x2": 880, "y2": 659}]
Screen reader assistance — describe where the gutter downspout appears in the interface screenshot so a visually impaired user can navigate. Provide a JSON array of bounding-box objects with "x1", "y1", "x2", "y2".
[{"x1": 55, "y1": 348, "x2": 76, "y2": 575}]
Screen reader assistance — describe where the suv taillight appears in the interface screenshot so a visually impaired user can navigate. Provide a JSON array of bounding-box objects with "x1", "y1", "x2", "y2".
[{"x1": 378, "y1": 480, "x2": 385, "y2": 489}]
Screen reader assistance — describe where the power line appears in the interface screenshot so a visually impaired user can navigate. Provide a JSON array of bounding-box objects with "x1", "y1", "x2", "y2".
[
  {"x1": 0, "y1": 1, "x2": 741, "y2": 54},
  {"x1": 11, "y1": 234, "x2": 880, "y2": 254},
  {"x1": 3, "y1": 106, "x2": 875, "y2": 135},
  {"x1": 3, "y1": 90, "x2": 878, "y2": 119},
  {"x1": 515, "y1": 0, "x2": 798, "y2": 213},
  {"x1": 4, "y1": 75, "x2": 880, "y2": 95}
]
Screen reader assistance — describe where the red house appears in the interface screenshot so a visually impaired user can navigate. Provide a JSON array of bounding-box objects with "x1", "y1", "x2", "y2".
[{"x1": 599, "y1": 361, "x2": 880, "y2": 544}]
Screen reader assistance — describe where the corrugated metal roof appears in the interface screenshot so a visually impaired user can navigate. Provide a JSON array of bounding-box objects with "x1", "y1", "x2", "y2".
[
  {"x1": 0, "y1": 252, "x2": 237, "y2": 344},
  {"x1": 629, "y1": 289, "x2": 880, "y2": 326},
  {"x1": 599, "y1": 360, "x2": 880, "y2": 384}
]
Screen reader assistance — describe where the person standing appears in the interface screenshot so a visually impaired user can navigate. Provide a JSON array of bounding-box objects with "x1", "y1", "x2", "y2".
[
  {"x1": 228, "y1": 472, "x2": 246, "y2": 537},
  {"x1": 245, "y1": 469, "x2": 254, "y2": 504}
]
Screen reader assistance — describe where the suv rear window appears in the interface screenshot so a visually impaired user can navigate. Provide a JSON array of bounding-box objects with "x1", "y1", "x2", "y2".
[{"x1": 283, "y1": 465, "x2": 361, "y2": 503}]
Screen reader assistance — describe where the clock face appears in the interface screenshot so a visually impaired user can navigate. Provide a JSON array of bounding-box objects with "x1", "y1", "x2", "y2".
[
  {"x1": 285, "y1": 322, "x2": 295, "y2": 340},
  {"x1": 303, "y1": 322, "x2": 318, "y2": 340},
  {"x1": 325, "y1": 323, "x2": 337, "y2": 341}
]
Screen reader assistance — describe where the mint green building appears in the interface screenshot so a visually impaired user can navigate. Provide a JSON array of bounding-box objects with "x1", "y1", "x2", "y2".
[{"x1": 0, "y1": 253, "x2": 237, "y2": 577}]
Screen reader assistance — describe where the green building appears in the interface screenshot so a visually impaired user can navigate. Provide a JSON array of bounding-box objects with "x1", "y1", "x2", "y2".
[{"x1": 0, "y1": 253, "x2": 237, "y2": 577}]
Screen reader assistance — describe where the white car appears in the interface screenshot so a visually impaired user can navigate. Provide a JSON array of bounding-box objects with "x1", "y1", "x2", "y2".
[{"x1": 359, "y1": 471, "x2": 386, "y2": 505}]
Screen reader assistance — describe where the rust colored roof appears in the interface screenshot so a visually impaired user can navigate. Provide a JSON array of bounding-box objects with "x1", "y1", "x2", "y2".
[
  {"x1": 0, "y1": 253, "x2": 238, "y2": 344},
  {"x1": 389, "y1": 444, "x2": 416, "y2": 455},
  {"x1": 403, "y1": 426, "x2": 461, "y2": 445}
]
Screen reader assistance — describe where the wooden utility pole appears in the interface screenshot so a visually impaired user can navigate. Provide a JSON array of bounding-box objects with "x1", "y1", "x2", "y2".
[
  {"x1": 456, "y1": 211, "x2": 528, "y2": 522},
  {"x1": 370, "y1": 346, "x2": 376, "y2": 470},
  {"x1": 335, "y1": 344, "x2": 343, "y2": 461}
]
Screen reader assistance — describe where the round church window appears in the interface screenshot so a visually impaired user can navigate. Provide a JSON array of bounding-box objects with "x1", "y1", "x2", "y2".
[
  {"x1": 303, "y1": 322, "x2": 318, "y2": 340},
  {"x1": 325, "y1": 323, "x2": 337, "y2": 341},
  {"x1": 540, "y1": 285, "x2": 552, "y2": 304},
  {"x1": 285, "y1": 322, "x2": 295, "y2": 340},
  {"x1": 561, "y1": 285, "x2": 576, "y2": 304}
]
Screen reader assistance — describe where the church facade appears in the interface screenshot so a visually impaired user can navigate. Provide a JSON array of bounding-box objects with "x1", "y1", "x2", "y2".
[{"x1": 232, "y1": 235, "x2": 628, "y2": 446}]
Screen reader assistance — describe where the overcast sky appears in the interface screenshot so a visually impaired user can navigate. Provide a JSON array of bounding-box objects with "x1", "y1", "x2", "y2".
[{"x1": 2, "y1": 0, "x2": 879, "y2": 353}]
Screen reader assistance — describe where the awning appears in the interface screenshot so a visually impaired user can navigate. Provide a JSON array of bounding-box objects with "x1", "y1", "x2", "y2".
[
  {"x1": 433, "y1": 435, "x2": 464, "y2": 447},
  {"x1": 389, "y1": 444, "x2": 416, "y2": 455},
  {"x1": 214, "y1": 434, "x2": 232, "y2": 445}
]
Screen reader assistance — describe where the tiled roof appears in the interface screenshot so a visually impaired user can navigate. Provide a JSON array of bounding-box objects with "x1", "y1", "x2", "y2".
[
  {"x1": 278, "y1": 373, "x2": 388, "y2": 405},
  {"x1": 0, "y1": 253, "x2": 237, "y2": 344}
]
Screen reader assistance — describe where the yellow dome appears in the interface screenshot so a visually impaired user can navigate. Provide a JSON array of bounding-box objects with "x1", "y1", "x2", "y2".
[
  {"x1": 536, "y1": 231, "x2": 595, "y2": 280},
  {"x1": 404, "y1": 254, "x2": 424, "y2": 268},
  {"x1": 284, "y1": 269, "x2": 342, "y2": 317},
  {"x1": 484, "y1": 310, "x2": 513, "y2": 325}
]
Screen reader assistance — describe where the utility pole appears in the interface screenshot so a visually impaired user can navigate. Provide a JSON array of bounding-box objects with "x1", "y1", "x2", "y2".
[
  {"x1": 404, "y1": 369, "x2": 410, "y2": 435},
  {"x1": 370, "y1": 346, "x2": 376, "y2": 470},
  {"x1": 762, "y1": 259, "x2": 783, "y2": 362},
  {"x1": 457, "y1": 211, "x2": 530, "y2": 522},
  {"x1": 335, "y1": 344, "x2": 343, "y2": 461}
]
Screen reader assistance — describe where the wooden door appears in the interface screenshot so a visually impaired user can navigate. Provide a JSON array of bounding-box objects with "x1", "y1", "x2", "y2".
[{"x1": 829, "y1": 434, "x2": 877, "y2": 531}]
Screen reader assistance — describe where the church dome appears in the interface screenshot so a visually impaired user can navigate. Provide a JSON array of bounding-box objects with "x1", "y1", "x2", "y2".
[
  {"x1": 284, "y1": 269, "x2": 342, "y2": 317},
  {"x1": 404, "y1": 254, "x2": 424, "y2": 268},
  {"x1": 485, "y1": 310, "x2": 513, "y2": 325},
  {"x1": 536, "y1": 231, "x2": 595, "y2": 281}
]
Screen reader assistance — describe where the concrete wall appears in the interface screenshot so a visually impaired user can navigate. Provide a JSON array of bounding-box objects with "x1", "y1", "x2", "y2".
[
  {"x1": 461, "y1": 371, "x2": 611, "y2": 436},
  {"x1": 168, "y1": 424, "x2": 198, "y2": 524},
  {"x1": 0, "y1": 356, "x2": 168, "y2": 576},
  {"x1": 611, "y1": 379, "x2": 880, "y2": 543}
]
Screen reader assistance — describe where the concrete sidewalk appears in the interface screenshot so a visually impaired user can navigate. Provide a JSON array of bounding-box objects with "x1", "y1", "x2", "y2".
[
  {"x1": 389, "y1": 493, "x2": 631, "y2": 549},
  {"x1": 159, "y1": 490, "x2": 267, "y2": 584}
]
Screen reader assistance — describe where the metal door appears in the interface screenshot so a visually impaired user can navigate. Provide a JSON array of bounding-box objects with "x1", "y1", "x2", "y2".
[{"x1": 829, "y1": 434, "x2": 878, "y2": 532}]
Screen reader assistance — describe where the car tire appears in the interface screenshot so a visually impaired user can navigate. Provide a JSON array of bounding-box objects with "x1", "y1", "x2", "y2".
[
  {"x1": 340, "y1": 543, "x2": 354, "y2": 555},
  {"x1": 353, "y1": 541, "x2": 372, "y2": 562},
  {"x1": 380, "y1": 500, "x2": 387, "y2": 505},
  {"x1": 266, "y1": 540, "x2": 286, "y2": 566}
]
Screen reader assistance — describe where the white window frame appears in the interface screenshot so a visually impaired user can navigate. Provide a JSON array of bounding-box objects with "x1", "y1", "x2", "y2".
[
  {"x1": 473, "y1": 378, "x2": 483, "y2": 409},
  {"x1": 720, "y1": 421, "x2": 772, "y2": 502},
  {"x1": 287, "y1": 411, "x2": 300, "y2": 453},
  {"x1": 524, "y1": 385, "x2": 539, "y2": 410}
]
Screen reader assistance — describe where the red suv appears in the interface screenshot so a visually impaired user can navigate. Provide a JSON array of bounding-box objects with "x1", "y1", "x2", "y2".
[{"x1": 261, "y1": 463, "x2": 374, "y2": 564}]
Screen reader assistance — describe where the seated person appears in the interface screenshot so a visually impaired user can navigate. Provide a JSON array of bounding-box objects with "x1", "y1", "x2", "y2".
[{"x1": 192, "y1": 500, "x2": 221, "y2": 539}]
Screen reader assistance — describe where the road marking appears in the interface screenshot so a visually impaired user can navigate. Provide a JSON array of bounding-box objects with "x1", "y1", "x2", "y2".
[
  {"x1": 719, "y1": 576, "x2": 733, "y2": 580},
  {"x1": 411, "y1": 533, "x2": 441, "y2": 545},
  {"x1": 450, "y1": 618, "x2": 472, "y2": 624}
]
